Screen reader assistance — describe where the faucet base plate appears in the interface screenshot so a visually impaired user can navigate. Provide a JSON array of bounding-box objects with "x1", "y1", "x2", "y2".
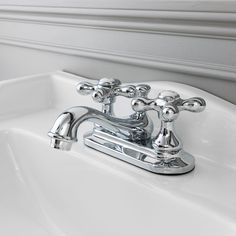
[{"x1": 84, "y1": 129, "x2": 195, "y2": 175}]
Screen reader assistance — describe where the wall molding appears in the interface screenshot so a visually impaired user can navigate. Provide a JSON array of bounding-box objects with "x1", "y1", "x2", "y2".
[
  {"x1": 0, "y1": 5, "x2": 236, "y2": 84},
  {"x1": 0, "y1": 4, "x2": 236, "y2": 103},
  {"x1": 1, "y1": 34, "x2": 236, "y2": 82},
  {"x1": 0, "y1": 6, "x2": 236, "y2": 39},
  {"x1": 1, "y1": 1, "x2": 236, "y2": 12}
]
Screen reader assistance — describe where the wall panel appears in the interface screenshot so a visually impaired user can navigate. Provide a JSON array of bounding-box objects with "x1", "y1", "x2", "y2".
[{"x1": 0, "y1": 3, "x2": 236, "y2": 103}]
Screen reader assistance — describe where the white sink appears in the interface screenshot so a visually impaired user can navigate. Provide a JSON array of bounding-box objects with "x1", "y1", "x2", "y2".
[{"x1": 0, "y1": 71, "x2": 236, "y2": 236}]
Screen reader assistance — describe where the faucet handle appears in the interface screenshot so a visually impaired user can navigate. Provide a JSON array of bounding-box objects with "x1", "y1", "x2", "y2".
[
  {"x1": 77, "y1": 79, "x2": 151, "y2": 101},
  {"x1": 77, "y1": 78, "x2": 150, "y2": 115},
  {"x1": 132, "y1": 89, "x2": 206, "y2": 167},
  {"x1": 134, "y1": 84, "x2": 151, "y2": 98},
  {"x1": 132, "y1": 90, "x2": 206, "y2": 121},
  {"x1": 77, "y1": 78, "x2": 140, "y2": 102},
  {"x1": 77, "y1": 78, "x2": 121, "y2": 103}
]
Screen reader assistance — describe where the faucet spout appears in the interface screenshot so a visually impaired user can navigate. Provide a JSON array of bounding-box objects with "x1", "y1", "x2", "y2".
[{"x1": 48, "y1": 106, "x2": 152, "y2": 151}]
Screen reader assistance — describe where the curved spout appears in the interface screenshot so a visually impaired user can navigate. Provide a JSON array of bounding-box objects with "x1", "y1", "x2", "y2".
[{"x1": 48, "y1": 106, "x2": 152, "y2": 151}]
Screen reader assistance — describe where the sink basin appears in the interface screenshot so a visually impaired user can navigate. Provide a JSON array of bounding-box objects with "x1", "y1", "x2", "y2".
[{"x1": 0, "y1": 71, "x2": 236, "y2": 235}]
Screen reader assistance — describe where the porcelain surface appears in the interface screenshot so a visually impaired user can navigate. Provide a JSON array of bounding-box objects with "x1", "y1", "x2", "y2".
[{"x1": 0, "y1": 71, "x2": 236, "y2": 236}]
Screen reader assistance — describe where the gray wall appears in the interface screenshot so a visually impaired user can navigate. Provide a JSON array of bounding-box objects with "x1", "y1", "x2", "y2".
[{"x1": 0, "y1": 1, "x2": 236, "y2": 103}]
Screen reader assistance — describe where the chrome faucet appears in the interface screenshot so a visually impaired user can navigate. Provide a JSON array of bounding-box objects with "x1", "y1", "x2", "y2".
[{"x1": 48, "y1": 78, "x2": 206, "y2": 175}]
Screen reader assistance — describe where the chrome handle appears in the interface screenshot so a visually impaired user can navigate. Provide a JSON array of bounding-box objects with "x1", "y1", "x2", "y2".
[
  {"x1": 134, "y1": 84, "x2": 151, "y2": 98},
  {"x1": 132, "y1": 90, "x2": 206, "y2": 121},
  {"x1": 77, "y1": 78, "x2": 151, "y2": 115},
  {"x1": 132, "y1": 90, "x2": 206, "y2": 156},
  {"x1": 77, "y1": 78, "x2": 121, "y2": 103},
  {"x1": 77, "y1": 78, "x2": 138, "y2": 102}
]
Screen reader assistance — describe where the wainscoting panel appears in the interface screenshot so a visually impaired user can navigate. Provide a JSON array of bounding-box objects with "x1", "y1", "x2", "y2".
[{"x1": 0, "y1": 3, "x2": 236, "y2": 103}]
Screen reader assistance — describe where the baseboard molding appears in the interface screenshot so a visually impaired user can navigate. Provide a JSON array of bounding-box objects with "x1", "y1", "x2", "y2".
[
  {"x1": 0, "y1": 6, "x2": 236, "y2": 39},
  {"x1": 1, "y1": 35, "x2": 236, "y2": 82}
]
